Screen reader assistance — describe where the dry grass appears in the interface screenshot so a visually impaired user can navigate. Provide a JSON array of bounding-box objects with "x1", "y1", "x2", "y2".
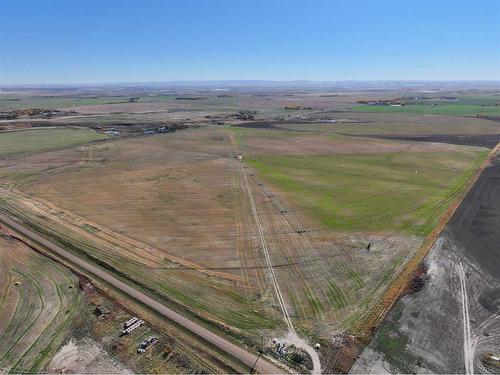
[
  {"x1": 3, "y1": 128, "x2": 280, "y2": 335},
  {"x1": 0, "y1": 123, "x2": 489, "y2": 343},
  {"x1": 232, "y1": 127, "x2": 474, "y2": 155}
]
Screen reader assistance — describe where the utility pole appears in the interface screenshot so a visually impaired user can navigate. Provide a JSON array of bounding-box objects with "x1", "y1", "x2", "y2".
[{"x1": 250, "y1": 350, "x2": 264, "y2": 374}]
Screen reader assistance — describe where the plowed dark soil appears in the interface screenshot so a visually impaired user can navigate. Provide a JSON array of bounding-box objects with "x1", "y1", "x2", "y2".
[
  {"x1": 448, "y1": 155, "x2": 500, "y2": 281},
  {"x1": 371, "y1": 134, "x2": 500, "y2": 148}
]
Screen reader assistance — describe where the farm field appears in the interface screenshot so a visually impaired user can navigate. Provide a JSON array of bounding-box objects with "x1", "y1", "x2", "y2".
[
  {"x1": 231, "y1": 125, "x2": 488, "y2": 331},
  {"x1": 0, "y1": 89, "x2": 352, "y2": 113},
  {"x1": 1, "y1": 86, "x2": 499, "y2": 373},
  {"x1": 0, "y1": 96, "x2": 134, "y2": 112},
  {"x1": 1, "y1": 128, "x2": 282, "y2": 337},
  {"x1": 246, "y1": 150, "x2": 486, "y2": 234},
  {"x1": 0, "y1": 123, "x2": 486, "y2": 340},
  {"x1": 236, "y1": 112, "x2": 500, "y2": 137},
  {"x1": 0, "y1": 234, "x2": 82, "y2": 373},
  {"x1": 0, "y1": 128, "x2": 107, "y2": 157},
  {"x1": 2, "y1": 0, "x2": 499, "y2": 368},
  {"x1": 354, "y1": 103, "x2": 500, "y2": 116}
]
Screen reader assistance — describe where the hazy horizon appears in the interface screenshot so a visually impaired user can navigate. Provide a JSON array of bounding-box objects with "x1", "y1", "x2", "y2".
[{"x1": 2, "y1": 79, "x2": 500, "y2": 90}]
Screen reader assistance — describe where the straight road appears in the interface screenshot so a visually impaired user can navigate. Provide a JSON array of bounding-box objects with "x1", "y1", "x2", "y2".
[{"x1": 0, "y1": 212, "x2": 283, "y2": 374}]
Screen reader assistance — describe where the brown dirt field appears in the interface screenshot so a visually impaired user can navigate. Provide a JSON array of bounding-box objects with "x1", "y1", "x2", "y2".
[
  {"x1": 1, "y1": 122, "x2": 487, "y2": 359},
  {"x1": 0, "y1": 125, "x2": 427, "y2": 340},
  {"x1": 25, "y1": 129, "x2": 241, "y2": 269},
  {"x1": 0, "y1": 145, "x2": 89, "y2": 184},
  {"x1": 65, "y1": 102, "x2": 187, "y2": 114},
  {"x1": 1, "y1": 124, "x2": 473, "y2": 340},
  {"x1": 63, "y1": 102, "x2": 228, "y2": 123},
  {"x1": 2, "y1": 128, "x2": 279, "y2": 334}
]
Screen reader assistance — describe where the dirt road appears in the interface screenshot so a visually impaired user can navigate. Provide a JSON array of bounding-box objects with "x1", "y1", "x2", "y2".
[
  {"x1": 0, "y1": 212, "x2": 283, "y2": 374},
  {"x1": 239, "y1": 161, "x2": 321, "y2": 374},
  {"x1": 240, "y1": 163, "x2": 293, "y2": 332},
  {"x1": 458, "y1": 262, "x2": 474, "y2": 375}
]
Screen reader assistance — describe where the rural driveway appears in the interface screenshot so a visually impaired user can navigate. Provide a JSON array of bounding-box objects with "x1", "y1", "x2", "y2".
[{"x1": 0, "y1": 212, "x2": 284, "y2": 374}]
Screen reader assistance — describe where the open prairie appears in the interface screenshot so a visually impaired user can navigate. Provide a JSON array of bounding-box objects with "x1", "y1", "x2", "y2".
[
  {"x1": 1, "y1": 84, "x2": 499, "y2": 373},
  {"x1": 3, "y1": 0, "x2": 499, "y2": 371},
  {"x1": 0, "y1": 119, "x2": 488, "y2": 337}
]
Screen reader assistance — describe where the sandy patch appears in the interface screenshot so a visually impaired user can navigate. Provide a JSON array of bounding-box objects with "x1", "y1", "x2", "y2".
[{"x1": 48, "y1": 338, "x2": 131, "y2": 374}]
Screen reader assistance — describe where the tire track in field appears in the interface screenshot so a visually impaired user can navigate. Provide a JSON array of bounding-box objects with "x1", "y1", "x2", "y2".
[
  {"x1": 0, "y1": 284, "x2": 35, "y2": 366},
  {"x1": 231, "y1": 163, "x2": 253, "y2": 301},
  {"x1": 0, "y1": 273, "x2": 21, "y2": 347},
  {"x1": 239, "y1": 159, "x2": 321, "y2": 374},
  {"x1": 257, "y1": 173, "x2": 369, "y2": 322},
  {"x1": 230, "y1": 141, "x2": 280, "y2": 313},
  {"x1": 263, "y1": 198, "x2": 310, "y2": 324},
  {"x1": 0, "y1": 271, "x2": 44, "y2": 367},
  {"x1": 240, "y1": 162, "x2": 294, "y2": 331},
  {"x1": 233, "y1": 163, "x2": 269, "y2": 305},
  {"x1": 24, "y1": 292, "x2": 81, "y2": 373},
  {"x1": 265, "y1": 200, "x2": 328, "y2": 321},
  {"x1": 9, "y1": 260, "x2": 76, "y2": 373},
  {"x1": 0, "y1": 262, "x2": 13, "y2": 318},
  {"x1": 250, "y1": 165, "x2": 377, "y2": 318},
  {"x1": 251, "y1": 173, "x2": 346, "y2": 318},
  {"x1": 457, "y1": 262, "x2": 475, "y2": 375},
  {"x1": 379, "y1": 159, "x2": 479, "y2": 242}
]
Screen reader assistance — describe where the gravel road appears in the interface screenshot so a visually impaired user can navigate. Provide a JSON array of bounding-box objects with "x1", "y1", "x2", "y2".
[{"x1": 0, "y1": 212, "x2": 284, "y2": 374}]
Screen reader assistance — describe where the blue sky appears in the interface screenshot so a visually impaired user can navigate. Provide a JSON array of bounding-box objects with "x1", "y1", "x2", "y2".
[{"x1": 1, "y1": 0, "x2": 499, "y2": 84}]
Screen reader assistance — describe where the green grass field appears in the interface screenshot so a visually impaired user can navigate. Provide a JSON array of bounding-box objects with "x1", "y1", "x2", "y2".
[
  {"x1": 354, "y1": 103, "x2": 500, "y2": 116},
  {"x1": 0, "y1": 128, "x2": 107, "y2": 157},
  {"x1": 248, "y1": 149, "x2": 487, "y2": 235}
]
